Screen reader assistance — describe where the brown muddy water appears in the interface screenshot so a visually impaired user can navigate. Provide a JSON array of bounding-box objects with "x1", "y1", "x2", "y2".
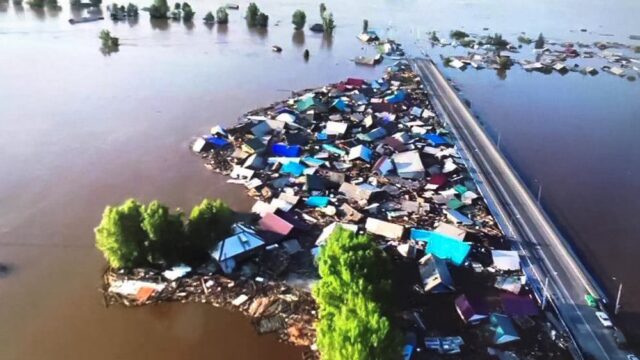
[{"x1": 1, "y1": 0, "x2": 639, "y2": 358}]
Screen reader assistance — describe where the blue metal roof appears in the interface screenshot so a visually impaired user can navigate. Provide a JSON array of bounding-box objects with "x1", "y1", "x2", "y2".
[{"x1": 411, "y1": 229, "x2": 471, "y2": 266}]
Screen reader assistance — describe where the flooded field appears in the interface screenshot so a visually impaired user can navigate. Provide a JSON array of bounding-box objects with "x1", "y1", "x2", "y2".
[{"x1": 1, "y1": 0, "x2": 639, "y2": 358}]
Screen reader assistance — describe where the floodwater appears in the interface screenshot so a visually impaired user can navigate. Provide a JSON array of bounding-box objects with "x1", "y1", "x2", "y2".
[{"x1": 0, "y1": 0, "x2": 639, "y2": 358}]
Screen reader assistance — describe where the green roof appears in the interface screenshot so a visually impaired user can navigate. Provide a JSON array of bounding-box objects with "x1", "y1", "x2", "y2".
[
  {"x1": 296, "y1": 97, "x2": 325, "y2": 112},
  {"x1": 454, "y1": 184, "x2": 468, "y2": 194},
  {"x1": 447, "y1": 198, "x2": 464, "y2": 210}
]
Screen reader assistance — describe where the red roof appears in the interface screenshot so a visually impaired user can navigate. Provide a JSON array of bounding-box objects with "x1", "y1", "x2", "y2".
[
  {"x1": 259, "y1": 213, "x2": 294, "y2": 239},
  {"x1": 345, "y1": 78, "x2": 366, "y2": 88},
  {"x1": 429, "y1": 174, "x2": 448, "y2": 187}
]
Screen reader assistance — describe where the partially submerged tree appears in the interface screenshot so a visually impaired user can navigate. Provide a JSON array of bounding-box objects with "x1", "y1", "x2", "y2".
[
  {"x1": 186, "y1": 199, "x2": 233, "y2": 261},
  {"x1": 255, "y1": 11, "x2": 268, "y2": 27},
  {"x1": 517, "y1": 34, "x2": 533, "y2": 44},
  {"x1": 450, "y1": 29, "x2": 469, "y2": 40},
  {"x1": 292, "y1": 9, "x2": 306, "y2": 31},
  {"x1": 181, "y1": 2, "x2": 194, "y2": 22},
  {"x1": 99, "y1": 29, "x2": 119, "y2": 47},
  {"x1": 89, "y1": 0, "x2": 101, "y2": 6},
  {"x1": 245, "y1": 2, "x2": 259, "y2": 27},
  {"x1": 322, "y1": 11, "x2": 335, "y2": 35},
  {"x1": 216, "y1": 6, "x2": 228, "y2": 24},
  {"x1": 27, "y1": 0, "x2": 45, "y2": 8},
  {"x1": 362, "y1": 19, "x2": 368, "y2": 34},
  {"x1": 95, "y1": 199, "x2": 146, "y2": 269},
  {"x1": 141, "y1": 201, "x2": 185, "y2": 266},
  {"x1": 70, "y1": 0, "x2": 81, "y2": 7},
  {"x1": 486, "y1": 33, "x2": 509, "y2": 48},
  {"x1": 126, "y1": 2, "x2": 138, "y2": 16},
  {"x1": 313, "y1": 227, "x2": 401, "y2": 360},
  {"x1": 319, "y1": 2, "x2": 326, "y2": 17},
  {"x1": 203, "y1": 11, "x2": 214, "y2": 23},
  {"x1": 149, "y1": 0, "x2": 169, "y2": 18},
  {"x1": 534, "y1": 33, "x2": 545, "y2": 49}
]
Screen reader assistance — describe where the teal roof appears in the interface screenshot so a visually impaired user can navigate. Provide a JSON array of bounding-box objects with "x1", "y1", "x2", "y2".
[
  {"x1": 491, "y1": 314, "x2": 520, "y2": 344},
  {"x1": 296, "y1": 96, "x2": 325, "y2": 112},
  {"x1": 410, "y1": 229, "x2": 471, "y2": 266}
]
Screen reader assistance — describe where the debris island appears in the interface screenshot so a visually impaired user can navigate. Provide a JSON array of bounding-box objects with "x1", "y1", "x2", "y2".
[{"x1": 104, "y1": 61, "x2": 571, "y2": 359}]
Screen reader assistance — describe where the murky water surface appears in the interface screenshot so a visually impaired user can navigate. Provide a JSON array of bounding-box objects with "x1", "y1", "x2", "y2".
[{"x1": 1, "y1": 0, "x2": 639, "y2": 358}]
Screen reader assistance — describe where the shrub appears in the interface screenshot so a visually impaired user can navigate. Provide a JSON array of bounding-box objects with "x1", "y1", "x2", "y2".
[
  {"x1": 181, "y1": 2, "x2": 194, "y2": 21},
  {"x1": 255, "y1": 11, "x2": 268, "y2": 27},
  {"x1": 450, "y1": 29, "x2": 469, "y2": 40},
  {"x1": 322, "y1": 11, "x2": 335, "y2": 35},
  {"x1": 126, "y1": 3, "x2": 138, "y2": 16},
  {"x1": 216, "y1": 6, "x2": 228, "y2": 24},
  {"x1": 149, "y1": 0, "x2": 169, "y2": 18},
  {"x1": 186, "y1": 199, "x2": 233, "y2": 259},
  {"x1": 517, "y1": 35, "x2": 532, "y2": 44},
  {"x1": 203, "y1": 11, "x2": 214, "y2": 23},
  {"x1": 292, "y1": 9, "x2": 306, "y2": 31},
  {"x1": 246, "y1": 2, "x2": 259, "y2": 27}
]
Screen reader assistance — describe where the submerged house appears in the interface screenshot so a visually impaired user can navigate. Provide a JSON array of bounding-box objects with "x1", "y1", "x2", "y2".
[
  {"x1": 418, "y1": 254, "x2": 455, "y2": 293},
  {"x1": 393, "y1": 150, "x2": 425, "y2": 179},
  {"x1": 491, "y1": 314, "x2": 520, "y2": 344},
  {"x1": 210, "y1": 224, "x2": 265, "y2": 274}
]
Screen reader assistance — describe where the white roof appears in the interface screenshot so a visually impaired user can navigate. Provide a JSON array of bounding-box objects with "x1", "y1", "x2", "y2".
[
  {"x1": 392, "y1": 150, "x2": 424, "y2": 179},
  {"x1": 434, "y1": 223, "x2": 467, "y2": 240},
  {"x1": 492, "y1": 250, "x2": 521, "y2": 271},
  {"x1": 325, "y1": 121, "x2": 349, "y2": 135},
  {"x1": 316, "y1": 222, "x2": 358, "y2": 245},
  {"x1": 365, "y1": 217, "x2": 404, "y2": 240}
]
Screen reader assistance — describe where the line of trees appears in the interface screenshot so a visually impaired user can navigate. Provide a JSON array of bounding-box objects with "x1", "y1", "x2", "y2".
[
  {"x1": 313, "y1": 227, "x2": 401, "y2": 360},
  {"x1": 95, "y1": 198, "x2": 233, "y2": 269}
]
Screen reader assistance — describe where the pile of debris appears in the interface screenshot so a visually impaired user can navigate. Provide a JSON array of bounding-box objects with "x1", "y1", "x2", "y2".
[
  {"x1": 432, "y1": 31, "x2": 640, "y2": 79},
  {"x1": 103, "y1": 267, "x2": 317, "y2": 348},
  {"x1": 188, "y1": 61, "x2": 568, "y2": 358}
]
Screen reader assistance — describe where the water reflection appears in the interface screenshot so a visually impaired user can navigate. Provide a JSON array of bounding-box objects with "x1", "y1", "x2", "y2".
[
  {"x1": 0, "y1": 1, "x2": 8, "y2": 12},
  {"x1": 204, "y1": 22, "x2": 213, "y2": 31},
  {"x1": 248, "y1": 27, "x2": 267, "y2": 39},
  {"x1": 496, "y1": 68, "x2": 507, "y2": 80},
  {"x1": 30, "y1": 6, "x2": 45, "y2": 20},
  {"x1": 183, "y1": 20, "x2": 194, "y2": 31},
  {"x1": 150, "y1": 18, "x2": 169, "y2": 31},
  {"x1": 321, "y1": 33, "x2": 333, "y2": 50},
  {"x1": 100, "y1": 44, "x2": 119, "y2": 56},
  {"x1": 216, "y1": 23, "x2": 228, "y2": 35},
  {"x1": 127, "y1": 16, "x2": 138, "y2": 27},
  {"x1": 14, "y1": 2, "x2": 24, "y2": 13},
  {"x1": 291, "y1": 30, "x2": 305, "y2": 47}
]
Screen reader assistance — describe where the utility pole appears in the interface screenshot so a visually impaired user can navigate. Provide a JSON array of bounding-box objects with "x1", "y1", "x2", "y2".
[
  {"x1": 537, "y1": 183, "x2": 543, "y2": 203},
  {"x1": 542, "y1": 277, "x2": 549, "y2": 310},
  {"x1": 615, "y1": 283, "x2": 623, "y2": 315}
]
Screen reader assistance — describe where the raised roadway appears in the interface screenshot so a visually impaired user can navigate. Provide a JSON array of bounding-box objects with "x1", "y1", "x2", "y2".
[{"x1": 410, "y1": 57, "x2": 628, "y2": 360}]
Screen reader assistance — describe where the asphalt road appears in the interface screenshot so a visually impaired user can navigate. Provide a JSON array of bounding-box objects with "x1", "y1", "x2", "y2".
[{"x1": 410, "y1": 58, "x2": 628, "y2": 360}]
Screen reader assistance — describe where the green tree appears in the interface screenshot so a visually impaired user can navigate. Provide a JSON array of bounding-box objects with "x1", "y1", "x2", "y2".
[
  {"x1": 292, "y1": 9, "x2": 306, "y2": 31},
  {"x1": 173, "y1": 1, "x2": 179, "y2": 10},
  {"x1": 186, "y1": 199, "x2": 233, "y2": 260},
  {"x1": 216, "y1": 6, "x2": 228, "y2": 24},
  {"x1": 245, "y1": 2, "x2": 259, "y2": 27},
  {"x1": 517, "y1": 34, "x2": 532, "y2": 44},
  {"x1": 141, "y1": 201, "x2": 185, "y2": 266},
  {"x1": 322, "y1": 11, "x2": 335, "y2": 35},
  {"x1": 90, "y1": 0, "x2": 101, "y2": 6},
  {"x1": 362, "y1": 19, "x2": 368, "y2": 33},
  {"x1": 27, "y1": 0, "x2": 45, "y2": 8},
  {"x1": 95, "y1": 199, "x2": 147, "y2": 269},
  {"x1": 149, "y1": 0, "x2": 169, "y2": 18},
  {"x1": 319, "y1": 2, "x2": 325, "y2": 17},
  {"x1": 126, "y1": 2, "x2": 138, "y2": 16},
  {"x1": 534, "y1": 32, "x2": 545, "y2": 49},
  {"x1": 70, "y1": 0, "x2": 81, "y2": 7},
  {"x1": 99, "y1": 29, "x2": 119, "y2": 47},
  {"x1": 203, "y1": 11, "x2": 215, "y2": 23},
  {"x1": 313, "y1": 227, "x2": 401, "y2": 360},
  {"x1": 255, "y1": 11, "x2": 268, "y2": 27},
  {"x1": 449, "y1": 29, "x2": 468, "y2": 40},
  {"x1": 181, "y1": 2, "x2": 194, "y2": 21}
]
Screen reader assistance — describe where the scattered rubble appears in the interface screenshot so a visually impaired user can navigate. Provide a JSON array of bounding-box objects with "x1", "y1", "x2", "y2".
[{"x1": 431, "y1": 30, "x2": 640, "y2": 80}]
